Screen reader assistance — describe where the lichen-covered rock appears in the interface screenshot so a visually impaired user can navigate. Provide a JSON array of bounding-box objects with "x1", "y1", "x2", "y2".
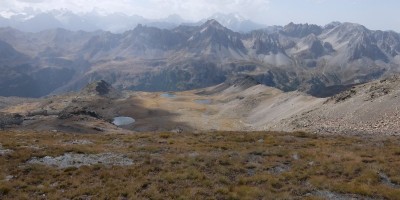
[{"x1": 27, "y1": 153, "x2": 133, "y2": 168}]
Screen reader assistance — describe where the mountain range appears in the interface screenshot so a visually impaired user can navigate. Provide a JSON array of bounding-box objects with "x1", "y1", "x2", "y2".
[{"x1": 0, "y1": 19, "x2": 399, "y2": 98}]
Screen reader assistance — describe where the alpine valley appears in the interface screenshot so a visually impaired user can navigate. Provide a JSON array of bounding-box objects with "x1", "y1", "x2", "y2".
[
  {"x1": 2, "y1": 8, "x2": 400, "y2": 200},
  {"x1": 0, "y1": 18, "x2": 399, "y2": 98}
]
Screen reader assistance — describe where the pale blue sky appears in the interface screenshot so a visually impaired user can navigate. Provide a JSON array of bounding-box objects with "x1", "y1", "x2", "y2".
[
  {"x1": 265, "y1": 0, "x2": 400, "y2": 31},
  {"x1": 1, "y1": 0, "x2": 399, "y2": 31}
]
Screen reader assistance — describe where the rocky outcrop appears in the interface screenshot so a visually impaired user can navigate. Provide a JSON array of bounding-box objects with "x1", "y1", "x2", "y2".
[
  {"x1": 0, "y1": 113, "x2": 23, "y2": 129},
  {"x1": 281, "y1": 22, "x2": 323, "y2": 38},
  {"x1": 80, "y1": 80, "x2": 121, "y2": 99},
  {"x1": 282, "y1": 74, "x2": 400, "y2": 135}
]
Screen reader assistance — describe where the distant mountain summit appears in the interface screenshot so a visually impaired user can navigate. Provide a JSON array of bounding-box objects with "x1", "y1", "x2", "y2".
[
  {"x1": 0, "y1": 10, "x2": 188, "y2": 33},
  {"x1": 186, "y1": 19, "x2": 246, "y2": 58},
  {"x1": 281, "y1": 22, "x2": 323, "y2": 38},
  {"x1": 0, "y1": 10, "x2": 269, "y2": 33},
  {"x1": 206, "y1": 13, "x2": 267, "y2": 33}
]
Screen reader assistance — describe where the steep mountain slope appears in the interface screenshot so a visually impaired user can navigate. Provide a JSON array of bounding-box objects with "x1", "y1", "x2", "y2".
[
  {"x1": 0, "y1": 21, "x2": 400, "y2": 98},
  {"x1": 277, "y1": 75, "x2": 400, "y2": 135},
  {"x1": 0, "y1": 40, "x2": 30, "y2": 65},
  {"x1": 197, "y1": 76, "x2": 324, "y2": 131},
  {"x1": 0, "y1": 40, "x2": 74, "y2": 97},
  {"x1": 0, "y1": 64, "x2": 75, "y2": 97}
]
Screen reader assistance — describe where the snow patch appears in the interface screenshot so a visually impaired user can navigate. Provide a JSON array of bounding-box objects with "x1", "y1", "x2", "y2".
[
  {"x1": 0, "y1": 11, "x2": 18, "y2": 18},
  {"x1": 200, "y1": 27, "x2": 208, "y2": 33}
]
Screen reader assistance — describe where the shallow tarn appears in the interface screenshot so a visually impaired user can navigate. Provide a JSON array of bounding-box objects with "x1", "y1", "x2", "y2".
[
  {"x1": 161, "y1": 93, "x2": 176, "y2": 98},
  {"x1": 112, "y1": 116, "x2": 135, "y2": 126}
]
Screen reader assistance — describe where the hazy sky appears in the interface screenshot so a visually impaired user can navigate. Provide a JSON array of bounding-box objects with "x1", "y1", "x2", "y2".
[{"x1": 1, "y1": 0, "x2": 399, "y2": 31}]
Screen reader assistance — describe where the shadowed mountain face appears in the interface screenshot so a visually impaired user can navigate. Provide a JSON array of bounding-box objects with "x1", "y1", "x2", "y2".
[
  {"x1": 0, "y1": 40, "x2": 30, "y2": 65},
  {"x1": 0, "y1": 20, "x2": 400, "y2": 98}
]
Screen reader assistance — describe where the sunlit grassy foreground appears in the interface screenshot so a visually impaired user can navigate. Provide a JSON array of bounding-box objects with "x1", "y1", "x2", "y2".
[{"x1": 1, "y1": 130, "x2": 400, "y2": 199}]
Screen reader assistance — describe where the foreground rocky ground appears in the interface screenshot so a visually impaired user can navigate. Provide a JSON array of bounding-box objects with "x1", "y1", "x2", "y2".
[{"x1": 1, "y1": 130, "x2": 400, "y2": 199}]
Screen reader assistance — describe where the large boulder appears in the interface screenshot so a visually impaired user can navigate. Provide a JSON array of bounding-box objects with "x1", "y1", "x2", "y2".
[
  {"x1": 80, "y1": 80, "x2": 122, "y2": 99},
  {"x1": 0, "y1": 113, "x2": 23, "y2": 129}
]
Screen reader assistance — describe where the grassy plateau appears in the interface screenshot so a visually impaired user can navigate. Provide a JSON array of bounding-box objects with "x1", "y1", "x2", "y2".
[{"x1": 0, "y1": 130, "x2": 400, "y2": 199}]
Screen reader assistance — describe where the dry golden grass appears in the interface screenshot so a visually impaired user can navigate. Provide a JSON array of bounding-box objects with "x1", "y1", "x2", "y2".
[{"x1": 0, "y1": 130, "x2": 400, "y2": 199}]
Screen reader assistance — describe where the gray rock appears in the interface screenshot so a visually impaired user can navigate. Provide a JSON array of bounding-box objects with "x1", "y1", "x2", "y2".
[
  {"x1": 313, "y1": 190, "x2": 378, "y2": 200},
  {"x1": 27, "y1": 153, "x2": 133, "y2": 168},
  {"x1": 0, "y1": 113, "x2": 23, "y2": 129},
  {"x1": 268, "y1": 164, "x2": 291, "y2": 175},
  {"x1": 0, "y1": 144, "x2": 13, "y2": 155},
  {"x1": 63, "y1": 140, "x2": 93, "y2": 145},
  {"x1": 379, "y1": 172, "x2": 400, "y2": 189}
]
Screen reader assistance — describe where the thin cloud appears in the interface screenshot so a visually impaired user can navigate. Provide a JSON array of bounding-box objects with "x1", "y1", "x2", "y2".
[
  {"x1": 1, "y1": 0, "x2": 398, "y2": 32},
  {"x1": 16, "y1": 0, "x2": 45, "y2": 3},
  {"x1": 1, "y1": 0, "x2": 270, "y2": 21}
]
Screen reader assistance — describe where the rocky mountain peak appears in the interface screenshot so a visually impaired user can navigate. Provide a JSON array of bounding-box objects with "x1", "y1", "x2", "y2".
[
  {"x1": 324, "y1": 21, "x2": 342, "y2": 30},
  {"x1": 185, "y1": 19, "x2": 246, "y2": 57},
  {"x1": 94, "y1": 80, "x2": 112, "y2": 95},
  {"x1": 201, "y1": 19, "x2": 227, "y2": 31},
  {"x1": 204, "y1": 13, "x2": 266, "y2": 33},
  {"x1": 325, "y1": 22, "x2": 368, "y2": 40},
  {"x1": 210, "y1": 13, "x2": 246, "y2": 23},
  {"x1": 282, "y1": 22, "x2": 323, "y2": 37}
]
